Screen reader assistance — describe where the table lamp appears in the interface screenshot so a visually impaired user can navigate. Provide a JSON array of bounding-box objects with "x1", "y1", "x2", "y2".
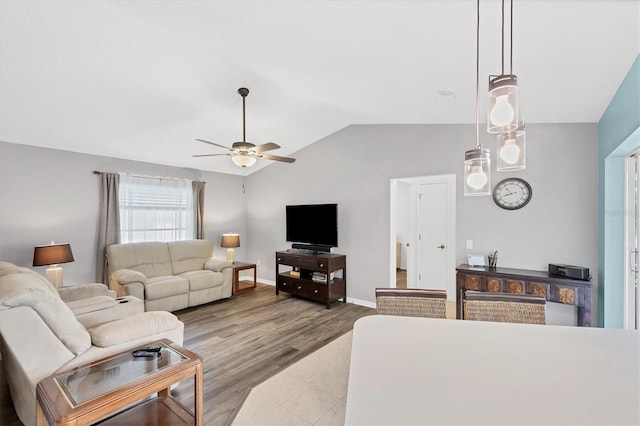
[
  {"x1": 221, "y1": 234, "x2": 240, "y2": 263},
  {"x1": 33, "y1": 243, "x2": 74, "y2": 288}
]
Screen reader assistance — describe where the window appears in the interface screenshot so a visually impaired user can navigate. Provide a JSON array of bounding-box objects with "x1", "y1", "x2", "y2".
[{"x1": 119, "y1": 173, "x2": 194, "y2": 243}]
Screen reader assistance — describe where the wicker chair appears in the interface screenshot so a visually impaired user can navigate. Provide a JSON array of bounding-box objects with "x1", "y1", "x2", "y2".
[
  {"x1": 375, "y1": 288, "x2": 447, "y2": 318},
  {"x1": 463, "y1": 290, "x2": 546, "y2": 325}
]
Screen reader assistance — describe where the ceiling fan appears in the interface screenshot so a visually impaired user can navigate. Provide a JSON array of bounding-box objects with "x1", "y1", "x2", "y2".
[{"x1": 194, "y1": 87, "x2": 296, "y2": 168}]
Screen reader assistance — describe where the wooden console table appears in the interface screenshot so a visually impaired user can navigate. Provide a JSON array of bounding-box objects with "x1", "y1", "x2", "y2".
[{"x1": 456, "y1": 264, "x2": 592, "y2": 326}]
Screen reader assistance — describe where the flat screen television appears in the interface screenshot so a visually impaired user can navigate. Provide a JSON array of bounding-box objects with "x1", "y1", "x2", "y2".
[{"x1": 286, "y1": 203, "x2": 338, "y2": 249}]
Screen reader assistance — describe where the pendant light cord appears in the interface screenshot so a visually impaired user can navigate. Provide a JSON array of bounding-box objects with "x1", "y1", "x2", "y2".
[
  {"x1": 475, "y1": 0, "x2": 480, "y2": 149},
  {"x1": 501, "y1": 0, "x2": 505, "y2": 76},
  {"x1": 510, "y1": 0, "x2": 513, "y2": 74}
]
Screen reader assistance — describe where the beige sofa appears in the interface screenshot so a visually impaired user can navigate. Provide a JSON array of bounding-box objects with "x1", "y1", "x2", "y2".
[
  {"x1": 107, "y1": 239, "x2": 233, "y2": 312},
  {"x1": 0, "y1": 261, "x2": 184, "y2": 426}
]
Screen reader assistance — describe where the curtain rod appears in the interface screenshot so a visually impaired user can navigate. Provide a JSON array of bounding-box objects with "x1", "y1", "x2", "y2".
[{"x1": 93, "y1": 170, "x2": 204, "y2": 183}]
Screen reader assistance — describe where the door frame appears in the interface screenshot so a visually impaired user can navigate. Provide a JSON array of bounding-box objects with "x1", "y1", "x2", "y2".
[
  {"x1": 390, "y1": 174, "x2": 456, "y2": 300},
  {"x1": 623, "y1": 152, "x2": 639, "y2": 329}
]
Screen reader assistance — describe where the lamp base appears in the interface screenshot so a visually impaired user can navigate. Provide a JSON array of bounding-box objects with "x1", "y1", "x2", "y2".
[
  {"x1": 45, "y1": 266, "x2": 63, "y2": 288},
  {"x1": 226, "y1": 248, "x2": 235, "y2": 263}
]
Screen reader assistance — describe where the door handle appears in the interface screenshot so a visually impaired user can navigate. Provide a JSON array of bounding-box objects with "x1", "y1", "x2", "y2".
[
  {"x1": 437, "y1": 245, "x2": 445, "y2": 249},
  {"x1": 631, "y1": 249, "x2": 638, "y2": 273}
]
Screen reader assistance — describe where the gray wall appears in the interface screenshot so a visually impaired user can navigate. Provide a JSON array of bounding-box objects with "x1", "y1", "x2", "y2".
[
  {"x1": 0, "y1": 141, "x2": 246, "y2": 284},
  {"x1": 244, "y1": 123, "x2": 599, "y2": 318},
  {"x1": 0, "y1": 123, "x2": 599, "y2": 319}
]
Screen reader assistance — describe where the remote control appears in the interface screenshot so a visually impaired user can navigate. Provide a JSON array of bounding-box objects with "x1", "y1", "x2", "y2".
[
  {"x1": 139, "y1": 346, "x2": 162, "y2": 352},
  {"x1": 131, "y1": 350, "x2": 159, "y2": 358}
]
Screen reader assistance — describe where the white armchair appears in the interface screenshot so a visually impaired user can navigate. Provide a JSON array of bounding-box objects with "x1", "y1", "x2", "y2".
[{"x1": 0, "y1": 261, "x2": 184, "y2": 426}]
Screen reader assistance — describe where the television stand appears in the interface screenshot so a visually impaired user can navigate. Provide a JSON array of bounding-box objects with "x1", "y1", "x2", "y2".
[{"x1": 275, "y1": 251, "x2": 347, "y2": 309}]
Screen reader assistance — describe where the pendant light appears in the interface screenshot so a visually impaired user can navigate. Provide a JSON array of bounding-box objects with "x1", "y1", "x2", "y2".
[
  {"x1": 494, "y1": 0, "x2": 526, "y2": 171},
  {"x1": 464, "y1": 0, "x2": 491, "y2": 196},
  {"x1": 487, "y1": 0, "x2": 519, "y2": 134}
]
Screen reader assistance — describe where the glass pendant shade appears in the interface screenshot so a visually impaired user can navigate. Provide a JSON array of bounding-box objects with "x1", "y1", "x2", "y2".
[
  {"x1": 487, "y1": 74, "x2": 519, "y2": 134},
  {"x1": 231, "y1": 154, "x2": 257, "y2": 167},
  {"x1": 464, "y1": 147, "x2": 491, "y2": 196},
  {"x1": 497, "y1": 128, "x2": 526, "y2": 171}
]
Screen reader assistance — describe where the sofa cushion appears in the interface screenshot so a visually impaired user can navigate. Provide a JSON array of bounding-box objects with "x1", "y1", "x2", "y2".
[
  {"x1": 145, "y1": 276, "x2": 189, "y2": 301},
  {"x1": 0, "y1": 272, "x2": 91, "y2": 355},
  {"x1": 107, "y1": 242, "x2": 173, "y2": 278},
  {"x1": 168, "y1": 239, "x2": 213, "y2": 275},
  {"x1": 178, "y1": 270, "x2": 224, "y2": 291}
]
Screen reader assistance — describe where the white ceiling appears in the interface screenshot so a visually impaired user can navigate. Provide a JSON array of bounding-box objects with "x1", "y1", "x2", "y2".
[{"x1": 1, "y1": 0, "x2": 638, "y2": 176}]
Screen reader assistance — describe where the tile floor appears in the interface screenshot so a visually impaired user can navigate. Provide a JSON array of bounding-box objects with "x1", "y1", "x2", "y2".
[
  {"x1": 232, "y1": 303, "x2": 457, "y2": 425},
  {"x1": 231, "y1": 331, "x2": 354, "y2": 426}
]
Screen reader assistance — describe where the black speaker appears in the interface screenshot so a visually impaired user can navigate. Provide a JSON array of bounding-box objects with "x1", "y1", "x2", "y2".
[{"x1": 548, "y1": 264, "x2": 590, "y2": 281}]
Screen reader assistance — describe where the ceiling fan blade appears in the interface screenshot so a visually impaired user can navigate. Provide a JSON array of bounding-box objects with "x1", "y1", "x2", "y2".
[
  {"x1": 253, "y1": 142, "x2": 281, "y2": 153},
  {"x1": 192, "y1": 153, "x2": 230, "y2": 158},
  {"x1": 196, "y1": 139, "x2": 233, "y2": 151},
  {"x1": 259, "y1": 153, "x2": 296, "y2": 163}
]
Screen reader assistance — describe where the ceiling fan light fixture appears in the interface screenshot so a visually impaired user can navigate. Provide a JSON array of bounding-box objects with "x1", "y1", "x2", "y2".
[{"x1": 231, "y1": 154, "x2": 257, "y2": 168}]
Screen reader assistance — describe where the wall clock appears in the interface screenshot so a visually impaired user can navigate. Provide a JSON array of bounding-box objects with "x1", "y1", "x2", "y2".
[{"x1": 492, "y1": 178, "x2": 532, "y2": 210}]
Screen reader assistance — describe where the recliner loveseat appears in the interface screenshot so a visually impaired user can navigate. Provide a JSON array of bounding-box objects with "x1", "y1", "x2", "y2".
[
  {"x1": 107, "y1": 239, "x2": 233, "y2": 312},
  {"x1": 0, "y1": 261, "x2": 184, "y2": 426}
]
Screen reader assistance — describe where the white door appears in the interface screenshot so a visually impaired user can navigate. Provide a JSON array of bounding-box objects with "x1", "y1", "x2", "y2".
[
  {"x1": 416, "y1": 182, "x2": 448, "y2": 291},
  {"x1": 390, "y1": 174, "x2": 455, "y2": 299}
]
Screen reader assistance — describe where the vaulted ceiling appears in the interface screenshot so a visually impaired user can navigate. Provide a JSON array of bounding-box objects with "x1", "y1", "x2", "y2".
[{"x1": 1, "y1": 0, "x2": 638, "y2": 175}]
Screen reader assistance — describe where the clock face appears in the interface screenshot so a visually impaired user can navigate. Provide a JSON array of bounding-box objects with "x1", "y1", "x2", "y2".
[{"x1": 492, "y1": 178, "x2": 532, "y2": 210}]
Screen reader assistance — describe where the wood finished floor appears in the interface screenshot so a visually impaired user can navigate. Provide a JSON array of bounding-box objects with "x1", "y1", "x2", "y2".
[{"x1": 0, "y1": 282, "x2": 375, "y2": 426}]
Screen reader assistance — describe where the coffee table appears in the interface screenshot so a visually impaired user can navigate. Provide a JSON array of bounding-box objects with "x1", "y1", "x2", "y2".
[{"x1": 36, "y1": 339, "x2": 203, "y2": 425}]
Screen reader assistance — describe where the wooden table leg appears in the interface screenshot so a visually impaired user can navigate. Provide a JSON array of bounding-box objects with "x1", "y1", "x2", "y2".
[{"x1": 194, "y1": 362, "x2": 204, "y2": 426}]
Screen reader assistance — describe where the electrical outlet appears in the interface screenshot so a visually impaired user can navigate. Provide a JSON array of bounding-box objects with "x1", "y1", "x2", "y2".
[{"x1": 466, "y1": 240, "x2": 473, "y2": 250}]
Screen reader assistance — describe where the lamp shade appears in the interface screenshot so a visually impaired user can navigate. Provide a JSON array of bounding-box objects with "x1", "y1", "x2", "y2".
[
  {"x1": 487, "y1": 74, "x2": 519, "y2": 134},
  {"x1": 33, "y1": 243, "x2": 74, "y2": 266},
  {"x1": 497, "y1": 128, "x2": 526, "y2": 171},
  {"x1": 221, "y1": 234, "x2": 240, "y2": 248},
  {"x1": 464, "y1": 147, "x2": 491, "y2": 196}
]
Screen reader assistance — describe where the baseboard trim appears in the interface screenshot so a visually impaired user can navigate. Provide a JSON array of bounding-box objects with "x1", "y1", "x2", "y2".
[{"x1": 346, "y1": 297, "x2": 376, "y2": 309}]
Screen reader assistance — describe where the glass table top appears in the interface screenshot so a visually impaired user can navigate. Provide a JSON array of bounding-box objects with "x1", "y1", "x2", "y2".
[{"x1": 55, "y1": 343, "x2": 187, "y2": 406}]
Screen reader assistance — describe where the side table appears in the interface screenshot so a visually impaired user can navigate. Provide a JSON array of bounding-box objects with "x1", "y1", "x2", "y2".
[
  {"x1": 231, "y1": 261, "x2": 257, "y2": 295},
  {"x1": 36, "y1": 339, "x2": 203, "y2": 425}
]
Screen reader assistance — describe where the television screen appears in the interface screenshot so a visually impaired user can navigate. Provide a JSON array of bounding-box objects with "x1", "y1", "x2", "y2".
[{"x1": 286, "y1": 204, "x2": 338, "y2": 247}]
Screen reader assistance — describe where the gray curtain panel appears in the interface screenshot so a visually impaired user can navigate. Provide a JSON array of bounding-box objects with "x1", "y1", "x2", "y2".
[
  {"x1": 193, "y1": 180, "x2": 206, "y2": 239},
  {"x1": 96, "y1": 173, "x2": 121, "y2": 285}
]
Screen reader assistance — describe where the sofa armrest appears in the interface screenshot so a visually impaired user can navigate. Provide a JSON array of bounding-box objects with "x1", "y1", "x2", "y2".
[
  {"x1": 89, "y1": 311, "x2": 182, "y2": 347},
  {"x1": 112, "y1": 269, "x2": 147, "y2": 285},
  {"x1": 204, "y1": 258, "x2": 233, "y2": 272},
  {"x1": 110, "y1": 269, "x2": 147, "y2": 298},
  {"x1": 57, "y1": 283, "x2": 115, "y2": 303}
]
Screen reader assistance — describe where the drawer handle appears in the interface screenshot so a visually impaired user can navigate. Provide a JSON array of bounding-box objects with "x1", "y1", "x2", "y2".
[
  {"x1": 297, "y1": 286, "x2": 302, "y2": 290},
  {"x1": 277, "y1": 258, "x2": 281, "y2": 261},
  {"x1": 314, "y1": 289, "x2": 318, "y2": 294},
  {"x1": 282, "y1": 283, "x2": 287, "y2": 286},
  {"x1": 320, "y1": 263, "x2": 324, "y2": 267}
]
